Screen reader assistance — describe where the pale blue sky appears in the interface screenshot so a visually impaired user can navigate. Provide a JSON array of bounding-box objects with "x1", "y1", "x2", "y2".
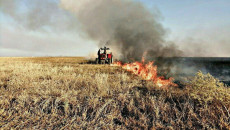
[
  {"x1": 0, "y1": 0, "x2": 230, "y2": 56},
  {"x1": 137, "y1": 0, "x2": 230, "y2": 37}
]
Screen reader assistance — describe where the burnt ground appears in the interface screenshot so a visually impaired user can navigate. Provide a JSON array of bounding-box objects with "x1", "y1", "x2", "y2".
[{"x1": 153, "y1": 57, "x2": 230, "y2": 86}]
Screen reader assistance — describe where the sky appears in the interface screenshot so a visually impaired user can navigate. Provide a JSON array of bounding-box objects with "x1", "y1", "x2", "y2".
[{"x1": 0, "y1": 0, "x2": 230, "y2": 57}]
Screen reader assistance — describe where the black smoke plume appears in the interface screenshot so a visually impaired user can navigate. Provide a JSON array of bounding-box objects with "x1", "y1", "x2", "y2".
[{"x1": 61, "y1": 0, "x2": 183, "y2": 61}]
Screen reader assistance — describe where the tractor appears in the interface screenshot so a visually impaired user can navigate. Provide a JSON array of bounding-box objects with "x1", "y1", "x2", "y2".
[{"x1": 95, "y1": 46, "x2": 113, "y2": 64}]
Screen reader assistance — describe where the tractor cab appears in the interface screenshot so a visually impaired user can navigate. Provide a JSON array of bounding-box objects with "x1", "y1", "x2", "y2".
[{"x1": 96, "y1": 46, "x2": 113, "y2": 64}]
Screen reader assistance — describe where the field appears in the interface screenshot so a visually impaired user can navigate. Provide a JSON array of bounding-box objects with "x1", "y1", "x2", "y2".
[{"x1": 0, "y1": 57, "x2": 230, "y2": 129}]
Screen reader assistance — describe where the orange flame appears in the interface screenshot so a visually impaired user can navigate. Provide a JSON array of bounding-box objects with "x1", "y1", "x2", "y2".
[{"x1": 113, "y1": 60, "x2": 177, "y2": 88}]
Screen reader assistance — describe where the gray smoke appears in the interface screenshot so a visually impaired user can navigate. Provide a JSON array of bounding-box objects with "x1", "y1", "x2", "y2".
[
  {"x1": 60, "y1": 0, "x2": 183, "y2": 61},
  {"x1": 0, "y1": 0, "x2": 78, "y2": 32}
]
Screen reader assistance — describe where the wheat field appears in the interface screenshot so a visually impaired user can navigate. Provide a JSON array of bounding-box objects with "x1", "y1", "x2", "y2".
[{"x1": 0, "y1": 57, "x2": 229, "y2": 129}]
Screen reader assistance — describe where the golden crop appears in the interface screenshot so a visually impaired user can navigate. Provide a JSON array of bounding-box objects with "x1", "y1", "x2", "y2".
[{"x1": 0, "y1": 57, "x2": 229, "y2": 129}]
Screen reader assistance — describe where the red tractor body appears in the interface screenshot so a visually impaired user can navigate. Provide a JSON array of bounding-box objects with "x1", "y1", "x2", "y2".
[
  {"x1": 107, "y1": 54, "x2": 112, "y2": 59},
  {"x1": 96, "y1": 47, "x2": 113, "y2": 64}
]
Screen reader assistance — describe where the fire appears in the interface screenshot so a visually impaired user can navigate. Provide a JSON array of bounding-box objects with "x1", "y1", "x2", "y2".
[{"x1": 113, "y1": 60, "x2": 177, "y2": 88}]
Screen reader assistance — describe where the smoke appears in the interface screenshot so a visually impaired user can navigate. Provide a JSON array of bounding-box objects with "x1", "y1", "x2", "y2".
[
  {"x1": 0, "y1": 0, "x2": 78, "y2": 32},
  {"x1": 0, "y1": 0, "x2": 91, "y2": 56},
  {"x1": 60, "y1": 0, "x2": 182, "y2": 61}
]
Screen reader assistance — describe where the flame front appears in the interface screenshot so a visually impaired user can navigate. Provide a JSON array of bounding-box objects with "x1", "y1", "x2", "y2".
[{"x1": 113, "y1": 60, "x2": 177, "y2": 88}]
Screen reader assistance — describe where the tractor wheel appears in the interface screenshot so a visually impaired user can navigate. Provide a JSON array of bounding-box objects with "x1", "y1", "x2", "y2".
[{"x1": 95, "y1": 58, "x2": 99, "y2": 64}]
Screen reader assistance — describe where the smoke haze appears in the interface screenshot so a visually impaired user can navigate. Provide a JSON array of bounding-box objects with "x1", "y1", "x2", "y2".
[
  {"x1": 60, "y1": 0, "x2": 182, "y2": 61},
  {"x1": 0, "y1": 0, "x2": 78, "y2": 32},
  {"x1": 0, "y1": 0, "x2": 97, "y2": 56},
  {"x1": 0, "y1": 0, "x2": 229, "y2": 58}
]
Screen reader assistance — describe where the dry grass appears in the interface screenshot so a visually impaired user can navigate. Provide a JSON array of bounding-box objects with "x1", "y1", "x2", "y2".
[{"x1": 0, "y1": 57, "x2": 229, "y2": 129}]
